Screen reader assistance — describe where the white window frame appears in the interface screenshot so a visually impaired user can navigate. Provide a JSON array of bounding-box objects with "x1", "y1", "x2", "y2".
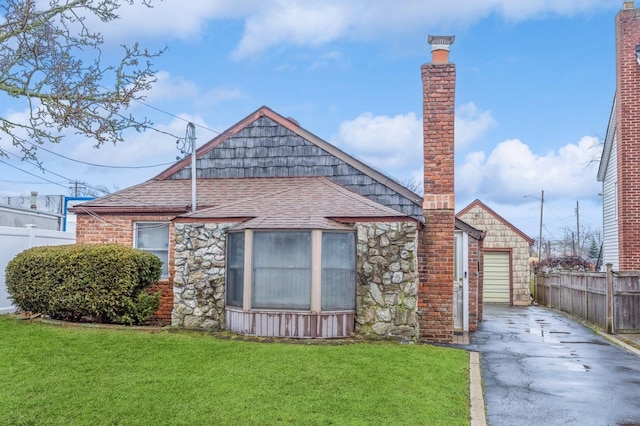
[{"x1": 134, "y1": 221, "x2": 170, "y2": 279}]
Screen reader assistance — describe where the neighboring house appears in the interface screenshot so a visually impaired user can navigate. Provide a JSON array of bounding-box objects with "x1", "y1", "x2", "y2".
[
  {"x1": 74, "y1": 37, "x2": 478, "y2": 342},
  {"x1": 0, "y1": 203, "x2": 62, "y2": 230},
  {"x1": 457, "y1": 200, "x2": 533, "y2": 305},
  {"x1": 0, "y1": 192, "x2": 87, "y2": 233},
  {"x1": 598, "y1": 1, "x2": 640, "y2": 271}
]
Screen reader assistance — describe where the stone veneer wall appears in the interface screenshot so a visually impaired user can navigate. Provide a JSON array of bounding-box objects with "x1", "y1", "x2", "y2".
[
  {"x1": 355, "y1": 221, "x2": 419, "y2": 339},
  {"x1": 172, "y1": 221, "x2": 419, "y2": 339},
  {"x1": 458, "y1": 205, "x2": 531, "y2": 305},
  {"x1": 172, "y1": 222, "x2": 235, "y2": 328}
]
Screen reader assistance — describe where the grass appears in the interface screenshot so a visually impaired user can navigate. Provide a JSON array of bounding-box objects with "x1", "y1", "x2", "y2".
[{"x1": 0, "y1": 317, "x2": 470, "y2": 425}]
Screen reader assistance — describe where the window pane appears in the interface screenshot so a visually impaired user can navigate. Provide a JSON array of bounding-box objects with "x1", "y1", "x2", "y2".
[
  {"x1": 253, "y1": 232, "x2": 311, "y2": 310},
  {"x1": 136, "y1": 223, "x2": 169, "y2": 249},
  {"x1": 135, "y1": 222, "x2": 169, "y2": 278},
  {"x1": 226, "y1": 232, "x2": 244, "y2": 307},
  {"x1": 322, "y1": 233, "x2": 356, "y2": 310}
]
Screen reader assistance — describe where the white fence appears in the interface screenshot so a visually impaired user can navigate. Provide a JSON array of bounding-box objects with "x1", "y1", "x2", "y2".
[{"x1": 0, "y1": 226, "x2": 75, "y2": 314}]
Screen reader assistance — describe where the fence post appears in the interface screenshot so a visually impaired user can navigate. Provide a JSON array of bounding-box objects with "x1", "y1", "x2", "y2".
[
  {"x1": 606, "y1": 263, "x2": 614, "y2": 334},
  {"x1": 25, "y1": 224, "x2": 36, "y2": 248}
]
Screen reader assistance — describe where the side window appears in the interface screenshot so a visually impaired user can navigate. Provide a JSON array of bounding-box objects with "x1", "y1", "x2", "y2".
[
  {"x1": 321, "y1": 232, "x2": 356, "y2": 310},
  {"x1": 226, "y1": 232, "x2": 245, "y2": 307},
  {"x1": 135, "y1": 222, "x2": 170, "y2": 278}
]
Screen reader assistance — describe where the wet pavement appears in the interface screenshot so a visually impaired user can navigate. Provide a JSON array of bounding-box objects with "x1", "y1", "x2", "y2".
[{"x1": 467, "y1": 305, "x2": 640, "y2": 426}]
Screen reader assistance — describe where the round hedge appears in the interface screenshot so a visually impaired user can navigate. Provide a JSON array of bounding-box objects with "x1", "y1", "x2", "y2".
[{"x1": 5, "y1": 244, "x2": 161, "y2": 324}]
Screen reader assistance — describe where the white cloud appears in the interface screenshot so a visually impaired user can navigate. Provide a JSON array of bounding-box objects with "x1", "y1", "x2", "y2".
[
  {"x1": 200, "y1": 87, "x2": 245, "y2": 105},
  {"x1": 456, "y1": 136, "x2": 601, "y2": 203},
  {"x1": 227, "y1": 0, "x2": 617, "y2": 59},
  {"x1": 70, "y1": 0, "x2": 618, "y2": 57},
  {"x1": 333, "y1": 112, "x2": 422, "y2": 177},
  {"x1": 143, "y1": 71, "x2": 199, "y2": 103},
  {"x1": 455, "y1": 102, "x2": 496, "y2": 150}
]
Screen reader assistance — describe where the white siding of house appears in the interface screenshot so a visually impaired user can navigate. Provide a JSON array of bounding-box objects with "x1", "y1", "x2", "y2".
[{"x1": 602, "y1": 134, "x2": 619, "y2": 270}]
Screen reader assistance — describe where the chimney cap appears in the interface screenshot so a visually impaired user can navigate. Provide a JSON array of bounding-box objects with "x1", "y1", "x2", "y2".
[
  {"x1": 624, "y1": 1, "x2": 635, "y2": 10},
  {"x1": 428, "y1": 35, "x2": 455, "y2": 51}
]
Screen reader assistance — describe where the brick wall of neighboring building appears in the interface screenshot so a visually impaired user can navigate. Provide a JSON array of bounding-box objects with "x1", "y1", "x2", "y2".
[
  {"x1": 75, "y1": 213, "x2": 175, "y2": 324},
  {"x1": 616, "y1": 5, "x2": 640, "y2": 270},
  {"x1": 418, "y1": 40, "x2": 456, "y2": 343}
]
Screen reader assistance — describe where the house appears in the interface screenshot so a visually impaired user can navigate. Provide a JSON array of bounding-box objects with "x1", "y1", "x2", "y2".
[
  {"x1": 598, "y1": 1, "x2": 640, "y2": 271},
  {"x1": 0, "y1": 192, "x2": 64, "y2": 230},
  {"x1": 73, "y1": 36, "x2": 480, "y2": 342},
  {"x1": 457, "y1": 200, "x2": 533, "y2": 305}
]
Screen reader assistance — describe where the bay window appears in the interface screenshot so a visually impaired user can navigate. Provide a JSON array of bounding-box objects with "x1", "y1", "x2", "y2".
[{"x1": 226, "y1": 230, "x2": 355, "y2": 312}]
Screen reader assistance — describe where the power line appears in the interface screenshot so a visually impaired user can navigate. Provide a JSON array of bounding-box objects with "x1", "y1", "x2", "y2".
[
  {"x1": 131, "y1": 98, "x2": 221, "y2": 136},
  {"x1": 20, "y1": 139, "x2": 176, "y2": 169},
  {"x1": 97, "y1": 84, "x2": 221, "y2": 137},
  {"x1": 0, "y1": 159, "x2": 69, "y2": 191}
]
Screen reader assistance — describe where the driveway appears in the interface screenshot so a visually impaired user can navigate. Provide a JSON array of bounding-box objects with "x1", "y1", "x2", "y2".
[{"x1": 468, "y1": 305, "x2": 640, "y2": 426}]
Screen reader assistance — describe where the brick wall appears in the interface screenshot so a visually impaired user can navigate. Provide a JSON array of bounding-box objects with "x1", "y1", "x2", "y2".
[
  {"x1": 616, "y1": 6, "x2": 640, "y2": 270},
  {"x1": 76, "y1": 213, "x2": 175, "y2": 324},
  {"x1": 418, "y1": 54, "x2": 456, "y2": 343}
]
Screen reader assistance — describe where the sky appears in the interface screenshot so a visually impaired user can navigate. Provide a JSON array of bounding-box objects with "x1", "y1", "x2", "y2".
[{"x1": 0, "y1": 0, "x2": 624, "y2": 247}]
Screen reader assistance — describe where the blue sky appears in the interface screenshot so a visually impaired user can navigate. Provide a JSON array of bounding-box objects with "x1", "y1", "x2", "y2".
[{"x1": 0, "y1": 0, "x2": 622, "y2": 244}]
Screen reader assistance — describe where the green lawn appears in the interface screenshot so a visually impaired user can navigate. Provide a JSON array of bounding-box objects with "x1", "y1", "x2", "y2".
[{"x1": 0, "y1": 317, "x2": 469, "y2": 425}]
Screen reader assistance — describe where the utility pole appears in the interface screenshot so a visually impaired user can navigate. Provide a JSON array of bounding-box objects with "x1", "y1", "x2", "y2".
[
  {"x1": 576, "y1": 201, "x2": 580, "y2": 257},
  {"x1": 538, "y1": 190, "x2": 544, "y2": 262}
]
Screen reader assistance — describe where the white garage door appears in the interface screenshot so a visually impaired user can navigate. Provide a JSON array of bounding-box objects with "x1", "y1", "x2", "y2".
[{"x1": 483, "y1": 251, "x2": 510, "y2": 303}]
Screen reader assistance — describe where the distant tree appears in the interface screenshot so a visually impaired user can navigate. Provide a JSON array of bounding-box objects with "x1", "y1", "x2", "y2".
[
  {"x1": 588, "y1": 238, "x2": 600, "y2": 259},
  {"x1": 401, "y1": 179, "x2": 423, "y2": 195},
  {"x1": 0, "y1": 0, "x2": 162, "y2": 161},
  {"x1": 533, "y1": 256, "x2": 592, "y2": 273},
  {"x1": 68, "y1": 180, "x2": 118, "y2": 197}
]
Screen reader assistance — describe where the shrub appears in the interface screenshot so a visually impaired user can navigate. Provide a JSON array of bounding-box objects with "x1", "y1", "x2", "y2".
[
  {"x1": 5, "y1": 244, "x2": 161, "y2": 325},
  {"x1": 532, "y1": 255, "x2": 593, "y2": 273}
]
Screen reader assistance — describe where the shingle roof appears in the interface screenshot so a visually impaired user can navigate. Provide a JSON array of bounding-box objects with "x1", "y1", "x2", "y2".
[{"x1": 74, "y1": 176, "x2": 413, "y2": 230}]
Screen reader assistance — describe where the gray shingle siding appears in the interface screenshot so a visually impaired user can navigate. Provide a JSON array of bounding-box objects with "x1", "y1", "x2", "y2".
[{"x1": 168, "y1": 117, "x2": 423, "y2": 220}]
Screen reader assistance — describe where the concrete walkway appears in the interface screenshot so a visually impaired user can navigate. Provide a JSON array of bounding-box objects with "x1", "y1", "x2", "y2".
[{"x1": 467, "y1": 305, "x2": 640, "y2": 426}]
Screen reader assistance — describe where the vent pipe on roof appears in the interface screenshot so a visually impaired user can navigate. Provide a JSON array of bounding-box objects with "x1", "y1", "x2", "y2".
[{"x1": 186, "y1": 123, "x2": 197, "y2": 212}]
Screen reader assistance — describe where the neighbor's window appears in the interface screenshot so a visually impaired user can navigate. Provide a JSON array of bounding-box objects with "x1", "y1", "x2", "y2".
[
  {"x1": 226, "y1": 230, "x2": 355, "y2": 312},
  {"x1": 135, "y1": 222, "x2": 170, "y2": 279}
]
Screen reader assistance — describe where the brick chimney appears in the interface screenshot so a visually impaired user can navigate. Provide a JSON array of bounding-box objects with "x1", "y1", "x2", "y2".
[
  {"x1": 417, "y1": 35, "x2": 456, "y2": 343},
  {"x1": 616, "y1": 2, "x2": 640, "y2": 269}
]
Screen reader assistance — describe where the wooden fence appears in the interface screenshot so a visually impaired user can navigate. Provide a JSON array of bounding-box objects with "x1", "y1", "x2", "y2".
[{"x1": 535, "y1": 265, "x2": 640, "y2": 333}]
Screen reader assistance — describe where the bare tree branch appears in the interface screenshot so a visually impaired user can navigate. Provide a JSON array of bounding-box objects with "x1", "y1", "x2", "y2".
[{"x1": 0, "y1": 0, "x2": 163, "y2": 159}]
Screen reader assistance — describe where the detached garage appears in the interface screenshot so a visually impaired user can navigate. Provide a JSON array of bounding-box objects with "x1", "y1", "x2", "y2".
[{"x1": 457, "y1": 200, "x2": 534, "y2": 305}]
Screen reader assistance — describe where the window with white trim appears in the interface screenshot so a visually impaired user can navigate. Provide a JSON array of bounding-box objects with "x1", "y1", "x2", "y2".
[
  {"x1": 226, "y1": 230, "x2": 356, "y2": 312},
  {"x1": 134, "y1": 222, "x2": 170, "y2": 279}
]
